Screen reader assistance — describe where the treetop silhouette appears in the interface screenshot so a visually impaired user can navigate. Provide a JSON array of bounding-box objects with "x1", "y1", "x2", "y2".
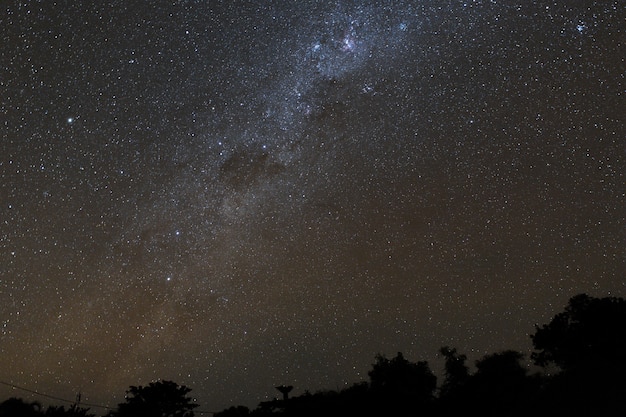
[
  {"x1": 106, "y1": 380, "x2": 198, "y2": 417},
  {"x1": 531, "y1": 293, "x2": 626, "y2": 374}
]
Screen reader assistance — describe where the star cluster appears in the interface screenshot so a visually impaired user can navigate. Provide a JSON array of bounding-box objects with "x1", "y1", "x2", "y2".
[{"x1": 1, "y1": 0, "x2": 624, "y2": 412}]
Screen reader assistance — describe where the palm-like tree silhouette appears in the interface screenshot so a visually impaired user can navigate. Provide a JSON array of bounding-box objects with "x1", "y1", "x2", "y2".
[{"x1": 275, "y1": 385, "x2": 293, "y2": 401}]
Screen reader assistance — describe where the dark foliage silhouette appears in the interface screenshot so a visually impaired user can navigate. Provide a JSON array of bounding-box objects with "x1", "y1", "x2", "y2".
[
  {"x1": 469, "y1": 350, "x2": 540, "y2": 417},
  {"x1": 368, "y1": 352, "x2": 436, "y2": 400},
  {"x1": 368, "y1": 352, "x2": 437, "y2": 416},
  {"x1": 106, "y1": 380, "x2": 198, "y2": 417}
]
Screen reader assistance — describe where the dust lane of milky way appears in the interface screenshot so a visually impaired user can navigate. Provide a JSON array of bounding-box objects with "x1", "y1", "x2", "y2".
[{"x1": 1, "y1": 1, "x2": 624, "y2": 412}]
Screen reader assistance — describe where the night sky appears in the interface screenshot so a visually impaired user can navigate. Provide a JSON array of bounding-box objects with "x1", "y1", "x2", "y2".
[{"x1": 1, "y1": 0, "x2": 624, "y2": 413}]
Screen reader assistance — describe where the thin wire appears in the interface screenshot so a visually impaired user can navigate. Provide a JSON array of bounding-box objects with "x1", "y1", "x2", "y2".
[
  {"x1": 0, "y1": 380, "x2": 112, "y2": 410},
  {"x1": 0, "y1": 380, "x2": 216, "y2": 414}
]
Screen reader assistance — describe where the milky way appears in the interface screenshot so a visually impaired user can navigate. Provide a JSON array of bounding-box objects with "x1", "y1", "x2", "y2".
[{"x1": 1, "y1": 1, "x2": 624, "y2": 412}]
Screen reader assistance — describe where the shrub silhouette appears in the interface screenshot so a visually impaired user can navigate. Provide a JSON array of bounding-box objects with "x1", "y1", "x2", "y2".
[
  {"x1": 214, "y1": 405, "x2": 250, "y2": 417},
  {"x1": 44, "y1": 404, "x2": 95, "y2": 417},
  {"x1": 0, "y1": 398, "x2": 42, "y2": 417}
]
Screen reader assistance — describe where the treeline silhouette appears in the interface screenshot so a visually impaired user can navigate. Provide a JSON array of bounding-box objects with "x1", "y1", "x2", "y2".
[{"x1": 1, "y1": 293, "x2": 624, "y2": 417}]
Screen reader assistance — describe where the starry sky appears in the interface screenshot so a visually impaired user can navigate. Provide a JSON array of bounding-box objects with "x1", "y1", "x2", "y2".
[{"x1": 1, "y1": 0, "x2": 624, "y2": 413}]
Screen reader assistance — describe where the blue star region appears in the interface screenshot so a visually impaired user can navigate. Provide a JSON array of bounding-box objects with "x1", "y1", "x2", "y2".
[{"x1": 1, "y1": 0, "x2": 623, "y2": 412}]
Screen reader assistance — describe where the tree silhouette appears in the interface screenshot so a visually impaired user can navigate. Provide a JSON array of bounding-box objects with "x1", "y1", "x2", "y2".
[
  {"x1": 531, "y1": 293, "x2": 626, "y2": 416},
  {"x1": 438, "y1": 346, "x2": 469, "y2": 398},
  {"x1": 463, "y1": 350, "x2": 539, "y2": 417},
  {"x1": 369, "y1": 352, "x2": 436, "y2": 399},
  {"x1": 437, "y1": 346, "x2": 470, "y2": 417},
  {"x1": 475, "y1": 350, "x2": 527, "y2": 380},
  {"x1": 107, "y1": 380, "x2": 198, "y2": 417},
  {"x1": 368, "y1": 352, "x2": 436, "y2": 416},
  {"x1": 531, "y1": 293, "x2": 626, "y2": 374}
]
